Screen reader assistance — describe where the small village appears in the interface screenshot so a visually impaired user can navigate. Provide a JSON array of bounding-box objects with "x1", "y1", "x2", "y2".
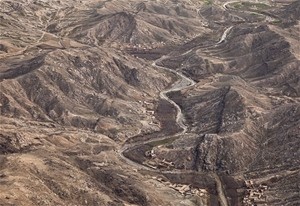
[
  {"x1": 151, "y1": 176, "x2": 208, "y2": 198},
  {"x1": 144, "y1": 149, "x2": 176, "y2": 170},
  {"x1": 242, "y1": 180, "x2": 269, "y2": 205}
]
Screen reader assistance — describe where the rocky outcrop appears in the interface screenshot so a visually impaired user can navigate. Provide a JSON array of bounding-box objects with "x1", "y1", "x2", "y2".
[{"x1": 0, "y1": 0, "x2": 299, "y2": 205}]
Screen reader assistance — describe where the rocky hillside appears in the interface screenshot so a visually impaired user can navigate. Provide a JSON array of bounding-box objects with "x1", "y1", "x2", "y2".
[{"x1": 0, "y1": 0, "x2": 299, "y2": 206}]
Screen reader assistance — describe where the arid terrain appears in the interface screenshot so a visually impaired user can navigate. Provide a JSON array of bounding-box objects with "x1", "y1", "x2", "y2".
[{"x1": 0, "y1": 0, "x2": 299, "y2": 205}]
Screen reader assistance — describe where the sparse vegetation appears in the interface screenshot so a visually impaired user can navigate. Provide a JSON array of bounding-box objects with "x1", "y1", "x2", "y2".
[{"x1": 0, "y1": 0, "x2": 299, "y2": 205}]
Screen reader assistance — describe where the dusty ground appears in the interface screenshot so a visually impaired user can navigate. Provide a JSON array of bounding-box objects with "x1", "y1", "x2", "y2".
[{"x1": 0, "y1": 0, "x2": 299, "y2": 205}]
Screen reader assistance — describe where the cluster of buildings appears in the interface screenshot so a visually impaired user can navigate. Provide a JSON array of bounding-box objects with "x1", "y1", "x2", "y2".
[
  {"x1": 242, "y1": 180, "x2": 268, "y2": 205},
  {"x1": 144, "y1": 149, "x2": 175, "y2": 170},
  {"x1": 151, "y1": 176, "x2": 208, "y2": 197}
]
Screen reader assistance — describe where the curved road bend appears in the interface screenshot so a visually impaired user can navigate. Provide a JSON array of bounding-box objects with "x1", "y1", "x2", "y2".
[
  {"x1": 119, "y1": 27, "x2": 233, "y2": 206},
  {"x1": 216, "y1": 26, "x2": 233, "y2": 45},
  {"x1": 222, "y1": 0, "x2": 277, "y2": 22}
]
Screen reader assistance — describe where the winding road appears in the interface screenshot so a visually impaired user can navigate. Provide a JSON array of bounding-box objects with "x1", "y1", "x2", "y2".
[
  {"x1": 118, "y1": 56, "x2": 196, "y2": 172},
  {"x1": 153, "y1": 57, "x2": 196, "y2": 134},
  {"x1": 216, "y1": 26, "x2": 233, "y2": 45},
  {"x1": 118, "y1": 25, "x2": 234, "y2": 206},
  {"x1": 118, "y1": 1, "x2": 282, "y2": 204},
  {"x1": 222, "y1": 0, "x2": 278, "y2": 22}
]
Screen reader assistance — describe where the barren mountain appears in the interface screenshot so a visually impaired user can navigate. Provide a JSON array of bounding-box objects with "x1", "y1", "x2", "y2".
[{"x1": 0, "y1": 0, "x2": 299, "y2": 206}]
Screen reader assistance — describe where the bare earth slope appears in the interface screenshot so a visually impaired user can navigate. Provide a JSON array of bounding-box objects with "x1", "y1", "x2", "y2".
[{"x1": 0, "y1": 0, "x2": 299, "y2": 206}]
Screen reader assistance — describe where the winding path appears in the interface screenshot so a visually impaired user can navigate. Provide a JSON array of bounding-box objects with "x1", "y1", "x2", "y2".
[
  {"x1": 118, "y1": 56, "x2": 196, "y2": 171},
  {"x1": 222, "y1": 0, "x2": 278, "y2": 22},
  {"x1": 117, "y1": 25, "x2": 234, "y2": 206},
  {"x1": 216, "y1": 26, "x2": 233, "y2": 45},
  {"x1": 153, "y1": 57, "x2": 196, "y2": 134},
  {"x1": 118, "y1": 1, "x2": 282, "y2": 204}
]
